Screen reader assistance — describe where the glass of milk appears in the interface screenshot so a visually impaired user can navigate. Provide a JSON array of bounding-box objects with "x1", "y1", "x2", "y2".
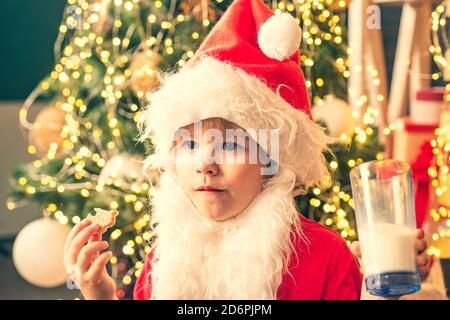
[{"x1": 350, "y1": 159, "x2": 421, "y2": 297}]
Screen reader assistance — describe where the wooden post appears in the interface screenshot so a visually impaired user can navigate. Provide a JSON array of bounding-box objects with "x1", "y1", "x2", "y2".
[
  {"x1": 410, "y1": 0, "x2": 432, "y2": 106},
  {"x1": 387, "y1": 2, "x2": 418, "y2": 123},
  {"x1": 348, "y1": 0, "x2": 369, "y2": 123},
  {"x1": 365, "y1": 17, "x2": 388, "y2": 135}
]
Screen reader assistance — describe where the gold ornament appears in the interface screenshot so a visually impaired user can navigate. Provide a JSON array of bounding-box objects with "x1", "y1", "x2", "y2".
[
  {"x1": 129, "y1": 50, "x2": 161, "y2": 98},
  {"x1": 327, "y1": 0, "x2": 351, "y2": 11},
  {"x1": 28, "y1": 105, "x2": 66, "y2": 157}
]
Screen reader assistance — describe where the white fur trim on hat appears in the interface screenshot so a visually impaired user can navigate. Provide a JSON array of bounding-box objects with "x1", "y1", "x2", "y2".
[
  {"x1": 257, "y1": 13, "x2": 302, "y2": 61},
  {"x1": 137, "y1": 57, "x2": 333, "y2": 190}
]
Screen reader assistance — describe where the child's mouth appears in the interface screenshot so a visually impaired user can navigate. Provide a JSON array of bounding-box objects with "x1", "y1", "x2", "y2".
[{"x1": 195, "y1": 186, "x2": 227, "y2": 193}]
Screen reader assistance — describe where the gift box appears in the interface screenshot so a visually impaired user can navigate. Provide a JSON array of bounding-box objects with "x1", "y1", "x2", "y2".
[
  {"x1": 411, "y1": 87, "x2": 444, "y2": 125},
  {"x1": 393, "y1": 117, "x2": 438, "y2": 164}
]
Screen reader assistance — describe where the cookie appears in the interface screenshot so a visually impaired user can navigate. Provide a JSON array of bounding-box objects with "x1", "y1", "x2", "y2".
[{"x1": 87, "y1": 208, "x2": 119, "y2": 233}]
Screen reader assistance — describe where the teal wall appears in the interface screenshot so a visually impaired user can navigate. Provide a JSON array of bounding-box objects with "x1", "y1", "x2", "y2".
[{"x1": 0, "y1": 0, "x2": 66, "y2": 100}]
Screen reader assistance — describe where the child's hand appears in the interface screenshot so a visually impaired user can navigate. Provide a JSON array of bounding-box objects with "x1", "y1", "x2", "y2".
[
  {"x1": 350, "y1": 228, "x2": 431, "y2": 300},
  {"x1": 63, "y1": 218, "x2": 118, "y2": 300},
  {"x1": 413, "y1": 229, "x2": 430, "y2": 281}
]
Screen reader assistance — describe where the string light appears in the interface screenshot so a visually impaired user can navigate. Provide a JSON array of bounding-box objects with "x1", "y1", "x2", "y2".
[{"x1": 424, "y1": 1, "x2": 450, "y2": 258}]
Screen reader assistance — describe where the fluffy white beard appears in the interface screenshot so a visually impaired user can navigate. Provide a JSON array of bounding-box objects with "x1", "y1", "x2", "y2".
[{"x1": 149, "y1": 169, "x2": 303, "y2": 300}]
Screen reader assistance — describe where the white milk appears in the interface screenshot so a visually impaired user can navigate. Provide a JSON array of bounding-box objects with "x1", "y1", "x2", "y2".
[{"x1": 358, "y1": 223, "x2": 417, "y2": 276}]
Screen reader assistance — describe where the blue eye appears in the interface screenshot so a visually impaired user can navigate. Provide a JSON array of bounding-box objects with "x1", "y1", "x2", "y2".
[
  {"x1": 222, "y1": 142, "x2": 243, "y2": 151},
  {"x1": 181, "y1": 140, "x2": 199, "y2": 150}
]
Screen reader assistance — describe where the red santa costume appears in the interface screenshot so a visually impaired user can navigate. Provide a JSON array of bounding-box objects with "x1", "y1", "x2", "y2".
[{"x1": 135, "y1": 0, "x2": 362, "y2": 299}]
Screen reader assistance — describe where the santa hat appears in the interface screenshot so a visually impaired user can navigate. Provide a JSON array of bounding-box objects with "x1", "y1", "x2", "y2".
[
  {"x1": 189, "y1": 0, "x2": 310, "y2": 117},
  {"x1": 138, "y1": 0, "x2": 333, "y2": 189}
]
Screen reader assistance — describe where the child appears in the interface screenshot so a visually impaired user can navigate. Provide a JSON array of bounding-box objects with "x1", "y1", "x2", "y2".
[{"x1": 63, "y1": 0, "x2": 430, "y2": 300}]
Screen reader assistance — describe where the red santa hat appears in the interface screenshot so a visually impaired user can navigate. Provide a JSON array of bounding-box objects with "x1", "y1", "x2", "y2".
[
  {"x1": 189, "y1": 0, "x2": 311, "y2": 117},
  {"x1": 138, "y1": 0, "x2": 332, "y2": 189}
]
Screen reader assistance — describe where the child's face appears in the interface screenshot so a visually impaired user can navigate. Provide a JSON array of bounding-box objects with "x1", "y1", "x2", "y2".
[{"x1": 172, "y1": 120, "x2": 264, "y2": 221}]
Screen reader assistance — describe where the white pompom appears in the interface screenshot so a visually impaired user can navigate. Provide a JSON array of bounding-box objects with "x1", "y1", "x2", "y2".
[{"x1": 258, "y1": 13, "x2": 302, "y2": 61}]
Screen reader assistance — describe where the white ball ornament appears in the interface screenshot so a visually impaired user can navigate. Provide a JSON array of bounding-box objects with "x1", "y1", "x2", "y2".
[
  {"x1": 12, "y1": 217, "x2": 71, "y2": 288},
  {"x1": 99, "y1": 153, "x2": 145, "y2": 184},
  {"x1": 312, "y1": 96, "x2": 356, "y2": 138},
  {"x1": 258, "y1": 13, "x2": 302, "y2": 61}
]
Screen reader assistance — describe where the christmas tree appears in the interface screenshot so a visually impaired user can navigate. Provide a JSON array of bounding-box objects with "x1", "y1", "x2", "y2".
[{"x1": 6, "y1": 0, "x2": 383, "y2": 298}]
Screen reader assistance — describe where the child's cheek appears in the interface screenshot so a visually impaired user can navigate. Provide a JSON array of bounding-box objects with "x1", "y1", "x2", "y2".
[{"x1": 174, "y1": 150, "x2": 198, "y2": 165}]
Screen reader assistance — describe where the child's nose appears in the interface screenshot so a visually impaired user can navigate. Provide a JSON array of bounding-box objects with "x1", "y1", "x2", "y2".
[
  {"x1": 193, "y1": 143, "x2": 220, "y2": 175},
  {"x1": 196, "y1": 159, "x2": 219, "y2": 176}
]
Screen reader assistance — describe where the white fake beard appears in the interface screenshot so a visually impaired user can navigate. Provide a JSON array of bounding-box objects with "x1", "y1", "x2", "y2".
[{"x1": 149, "y1": 170, "x2": 303, "y2": 300}]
